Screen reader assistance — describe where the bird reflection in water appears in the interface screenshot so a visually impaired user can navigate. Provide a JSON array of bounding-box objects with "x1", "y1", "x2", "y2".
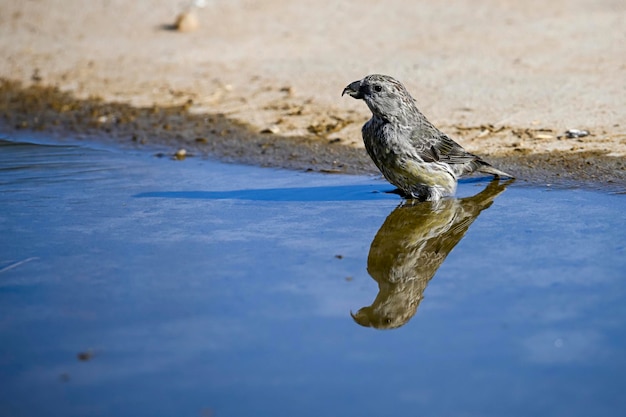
[{"x1": 352, "y1": 179, "x2": 513, "y2": 329}]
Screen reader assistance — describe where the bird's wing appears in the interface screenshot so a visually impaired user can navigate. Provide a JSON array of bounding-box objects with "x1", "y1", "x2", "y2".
[{"x1": 410, "y1": 127, "x2": 476, "y2": 165}]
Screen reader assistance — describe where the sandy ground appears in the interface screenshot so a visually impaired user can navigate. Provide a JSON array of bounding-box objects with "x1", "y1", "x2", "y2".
[{"x1": 0, "y1": 0, "x2": 625, "y2": 189}]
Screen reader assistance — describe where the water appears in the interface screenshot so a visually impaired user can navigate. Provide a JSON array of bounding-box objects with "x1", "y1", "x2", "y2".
[{"x1": 0, "y1": 137, "x2": 625, "y2": 417}]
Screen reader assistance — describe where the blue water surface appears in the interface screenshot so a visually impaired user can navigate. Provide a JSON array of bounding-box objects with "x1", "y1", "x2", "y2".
[{"x1": 0, "y1": 137, "x2": 625, "y2": 417}]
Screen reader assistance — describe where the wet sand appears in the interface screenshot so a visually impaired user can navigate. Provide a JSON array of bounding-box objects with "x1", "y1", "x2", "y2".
[
  {"x1": 1, "y1": 80, "x2": 624, "y2": 192},
  {"x1": 0, "y1": 0, "x2": 624, "y2": 191}
]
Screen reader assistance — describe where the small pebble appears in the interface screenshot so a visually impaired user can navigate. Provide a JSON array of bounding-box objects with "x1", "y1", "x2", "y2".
[
  {"x1": 77, "y1": 350, "x2": 94, "y2": 361},
  {"x1": 280, "y1": 86, "x2": 295, "y2": 96},
  {"x1": 477, "y1": 129, "x2": 491, "y2": 138},
  {"x1": 260, "y1": 125, "x2": 280, "y2": 134},
  {"x1": 31, "y1": 68, "x2": 43, "y2": 82},
  {"x1": 534, "y1": 133, "x2": 553, "y2": 140},
  {"x1": 565, "y1": 129, "x2": 590, "y2": 138},
  {"x1": 174, "y1": 148, "x2": 187, "y2": 160},
  {"x1": 175, "y1": 12, "x2": 199, "y2": 32}
]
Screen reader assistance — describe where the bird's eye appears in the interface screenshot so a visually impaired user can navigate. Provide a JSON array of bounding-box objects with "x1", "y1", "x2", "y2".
[{"x1": 373, "y1": 85, "x2": 383, "y2": 92}]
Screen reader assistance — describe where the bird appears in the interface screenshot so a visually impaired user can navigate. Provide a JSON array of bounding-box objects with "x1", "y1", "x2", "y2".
[{"x1": 342, "y1": 74, "x2": 513, "y2": 201}]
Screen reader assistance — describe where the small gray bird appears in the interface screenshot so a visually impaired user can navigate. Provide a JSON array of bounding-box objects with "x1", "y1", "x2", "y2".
[{"x1": 343, "y1": 74, "x2": 513, "y2": 201}]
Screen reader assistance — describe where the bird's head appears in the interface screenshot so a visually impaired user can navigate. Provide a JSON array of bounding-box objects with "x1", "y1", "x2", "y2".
[{"x1": 342, "y1": 74, "x2": 416, "y2": 123}]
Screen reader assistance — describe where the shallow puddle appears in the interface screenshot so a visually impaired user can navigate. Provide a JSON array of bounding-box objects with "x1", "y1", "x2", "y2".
[{"x1": 0, "y1": 136, "x2": 625, "y2": 416}]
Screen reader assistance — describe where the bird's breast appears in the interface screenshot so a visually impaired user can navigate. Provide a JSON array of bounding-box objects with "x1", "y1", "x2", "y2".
[{"x1": 363, "y1": 120, "x2": 416, "y2": 163}]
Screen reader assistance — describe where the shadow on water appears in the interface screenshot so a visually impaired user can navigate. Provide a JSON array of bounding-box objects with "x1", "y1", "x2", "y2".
[
  {"x1": 352, "y1": 179, "x2": 513, "y2": 329},
  {"x1": 134, "y1": 185, "x2": 398, "y2": 202},
  {"x1": 134, "y1": 177, "x2": 493, "y2": 202}
]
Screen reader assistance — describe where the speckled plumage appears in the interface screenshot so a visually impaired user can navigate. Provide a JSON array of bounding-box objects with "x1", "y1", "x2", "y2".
[{"x1": 343, "y1": 74, "x2": 513, "y2": 201}]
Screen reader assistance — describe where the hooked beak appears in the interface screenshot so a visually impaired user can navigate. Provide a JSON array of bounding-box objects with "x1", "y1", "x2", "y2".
[
  {"x1": 350, "y1": 309, "x2": 371, "y2": 327},
  {"x1": 342, "y1": 80, "x2": 363, "y2": 99}
]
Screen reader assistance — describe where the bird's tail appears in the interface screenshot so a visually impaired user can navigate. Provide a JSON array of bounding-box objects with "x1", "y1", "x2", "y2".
[{"x1": 477, "y1": 162, "x2": 514, "y2": 179}]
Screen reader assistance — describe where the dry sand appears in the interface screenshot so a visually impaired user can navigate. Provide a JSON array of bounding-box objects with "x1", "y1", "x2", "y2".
[{"x1": 1, "y1": 0, "x2": 625, "y2": 189}]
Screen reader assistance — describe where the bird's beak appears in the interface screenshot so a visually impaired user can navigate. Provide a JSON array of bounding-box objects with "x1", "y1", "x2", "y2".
[
  {"x1": 342, "y1": 80, "x2": 363, "y2": 99},
  {"x1": 350, "y1": 309, "x2": 370, "y2": 327}
]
